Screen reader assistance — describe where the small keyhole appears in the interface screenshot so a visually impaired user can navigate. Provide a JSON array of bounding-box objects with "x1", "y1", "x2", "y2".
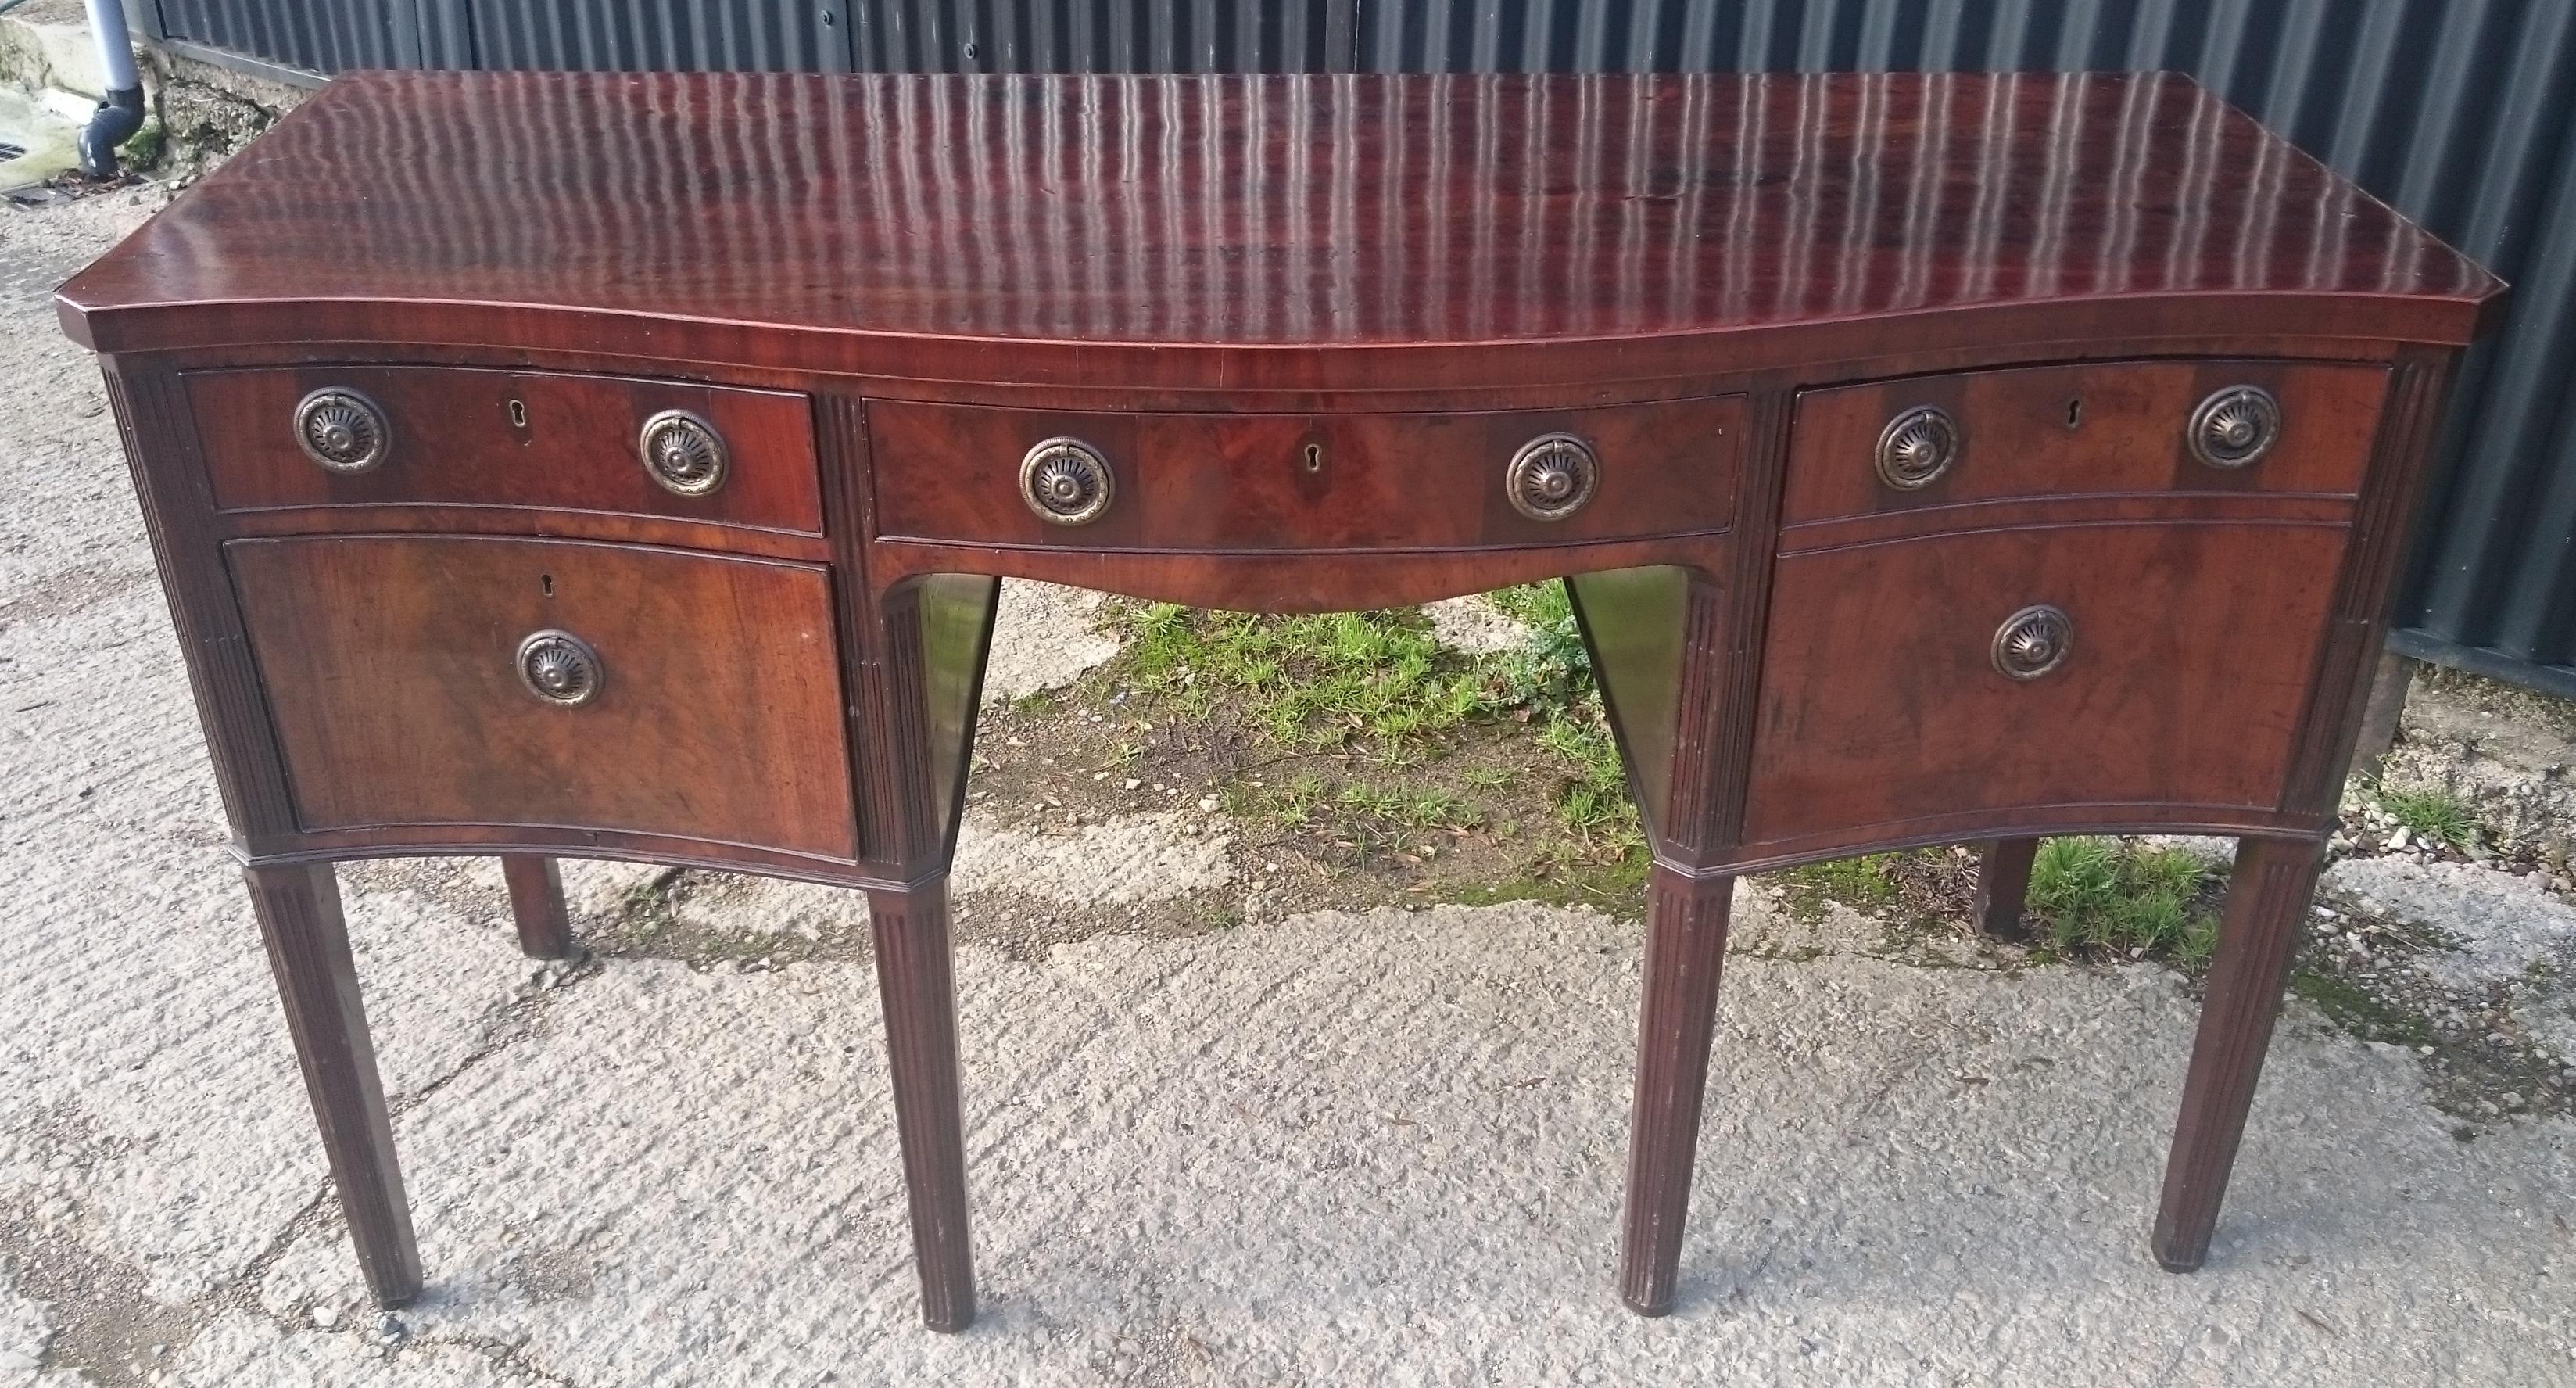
[
  {"x1": 1302, "y1": 443, "x2": 1324, "y2": 473},
  {"x1": 539, "y1": 573, "x2": 554, "y2": 597},
  {"x1": 508, "y1": 399, "x2": 528, "y2": 429},
  {"x1": 2065, "y1": 398, "x2": 2082, "y2": 429}
]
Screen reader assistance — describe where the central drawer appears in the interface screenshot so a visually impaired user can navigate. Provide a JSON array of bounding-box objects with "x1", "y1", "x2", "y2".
[
  {"x1": 867, "y1": 396, "x2": 1744, "y2": 551},
  {"x1": 228, "y1": 535, "x2": 856, "y2": 860}
]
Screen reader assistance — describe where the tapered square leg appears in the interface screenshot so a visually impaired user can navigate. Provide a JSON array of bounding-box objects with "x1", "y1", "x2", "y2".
[
  {"x1": 865, "y1": 877, "x2": 976, "y2": 1332},
  {"x1": 1973, "y1": 838, "x2": 2040, "y2": 939},
  {"x1": 1618, "y1": 865, "x2": 1735, "y2": 1316},
  {"x1": 245, "y1": 862, "x2": 422, "y2": 1307},
  {"x1": 2152, "y1": 836, "x2": 2325, "y2": 1271},
  {"x1": 500, "y1": 855, "x2": 575, "y2": 960}
]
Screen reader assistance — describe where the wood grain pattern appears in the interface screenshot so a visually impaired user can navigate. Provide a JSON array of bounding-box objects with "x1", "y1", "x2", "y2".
[
  {"x1": 60, "y1": 66, "x2": 2503, "y2": 1333},
  {"x1": 868, "y1": 396, "x2": 1743, "y2": 551},
  {"x1": 1619, "y1": 865, "x2": 1734, "y2": 1315},
  {"x1": 228, "y1": 536, "x2": 857, "y2": 860},
  {"x1": 2282, "y1": 347, "x2": 2460, "y2": 816},
  {"x1": 58, "y1": 73, "x2": 2503, "y2": 388},
  {"x1": 100, "y1": 361, "x2": 300, "y2": 840},
  {"x1": 188, "y1": 365, "x2": 821, "y2": 536},
  {"x1": 866, "y1": 531, "x2": 1733, "y2": 615},
  {"x1": 1743, "y1": 522, "x2": 2352, "y2": 850},
  {"x1": 1780, "y1": 360, "x2": 2390, "y2": 529},
  {"x1": 2153, "y1": 836, "x2": 2327, "y2": 1270},
  {"x1": 244, "y1": 861, "x2": 421, "y2": 1307},
  {"x1": 501, "y1": 855, "x2": 575, "y2": 960},
  {"x1": 865, "y1": 878, "x2": 976, "y2": 1332}
]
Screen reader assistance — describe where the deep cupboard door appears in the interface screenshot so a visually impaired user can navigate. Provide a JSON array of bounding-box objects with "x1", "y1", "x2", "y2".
[
  {"x1": 228, "y1": 535, "x2": 858, "y2": 861},
  {"x1": 1740, "y1": 520, "x2": 2351, "y2": 850}
]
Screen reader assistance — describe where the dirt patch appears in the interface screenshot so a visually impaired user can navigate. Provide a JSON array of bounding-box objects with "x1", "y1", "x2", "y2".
[{"x1": 972, "y1": 684, "x2": 1650, "y2": 932}]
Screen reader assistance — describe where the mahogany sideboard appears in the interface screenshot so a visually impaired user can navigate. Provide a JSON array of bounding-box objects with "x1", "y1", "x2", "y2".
[{"x1": 56, "y1": 70, "x2": 2503, "y2": 1332}]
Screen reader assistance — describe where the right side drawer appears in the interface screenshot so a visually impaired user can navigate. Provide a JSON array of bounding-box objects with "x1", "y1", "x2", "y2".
[{"x1": 1781, "y1": 360, "x2": 2391, "y2": 528}]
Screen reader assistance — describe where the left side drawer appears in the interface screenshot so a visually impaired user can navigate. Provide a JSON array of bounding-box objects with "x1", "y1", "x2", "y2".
[
  {"x1": 187, "y1": 367, "x2": 822, "y2": 535},
  {"x1": 228, "y1": 535, "x2": 857, "y2": 861}
]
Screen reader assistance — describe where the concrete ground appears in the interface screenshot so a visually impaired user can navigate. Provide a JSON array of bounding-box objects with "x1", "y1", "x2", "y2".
[{"x1": 4, "y1": 185, "x2": 2574, "y2": 1388}]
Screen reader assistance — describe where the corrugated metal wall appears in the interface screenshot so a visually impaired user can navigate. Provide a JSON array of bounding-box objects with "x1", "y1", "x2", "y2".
[
  {"x1": 134, "y1": 0, "x2": 2576, "y2": 698},
  {"x1": 142, "y1": 1, "x2": 467, "y2": 72}
]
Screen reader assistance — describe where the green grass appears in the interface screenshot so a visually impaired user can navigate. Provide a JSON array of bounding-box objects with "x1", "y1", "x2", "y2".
[
  {"x1": 1112, "y1": 585, "x2": 1643, "y2": 855},
  {"x1": 2026, "y1": 837, "x2": 2220, "y2": 965},
  {"x1": 1779, "y1": 854, "x2": 1904, "y2": 912},
  {"x1": 2377, "y1": 786, "x2": 2480, "y2": 849},
  {"x1": 1120, "y1": 604, "x2": 1495, "y2": 749}
]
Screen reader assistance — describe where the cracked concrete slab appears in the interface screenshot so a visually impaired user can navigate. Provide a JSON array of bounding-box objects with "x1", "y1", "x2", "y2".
[
  {"x1": 981, "y1": 582, "x2": 1118, "y2": 705},
  {"x1": 220, "y1": 903, "x2": 2576, "y2": 1386},
  {"x1": 2325, "y1": 857, "x2": 2576, "y2": 994},
  {"x1": 6, "y1": 164, "x2": 2575, "y2": 1387}
]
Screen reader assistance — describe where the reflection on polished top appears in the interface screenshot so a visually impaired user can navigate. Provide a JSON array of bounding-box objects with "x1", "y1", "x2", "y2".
[{"x1": 58, "y1": 70, "x2": 2503, "y2": 376}]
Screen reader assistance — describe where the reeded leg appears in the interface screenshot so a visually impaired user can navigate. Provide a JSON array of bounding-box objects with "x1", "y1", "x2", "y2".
[
  {"x1": 2152, "y1": 836, "x2": 2325, "y2": 1271},
  {"x1": 245, "y1": 862, "x2": 422, "y2": 1307},
  {"x1": 865, "y1": 877, "x2": 976, "y2": 1332},
  {"x1": 1972, "y1": 838, "x2": 2040, "y2": 939},
  {"x1": 1618, "y1": 865, "x2": 1734, "y2": 1316},
  {"x1": 500, "y1": 855, "x2": 575, "y2": 959}
]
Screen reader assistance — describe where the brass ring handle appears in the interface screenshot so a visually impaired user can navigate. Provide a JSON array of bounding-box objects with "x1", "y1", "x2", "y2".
[
  {"x1": 1506, "y1": 432, "x2": 1600, "y2": 522},
  {"x1": 2188, "y1": 385, "x2": 2280, "y2": 468},
  {"x1": 1020, "y1": 436, "x2": 1116, "y2": 525},
  {"x1": 1992, "y1": 604, "x2": 2073, "y2": 681},
  {"x1": 292, "y1": 387, "x2": 392, "y2": 474},
  {"x1": 1875, "y1": 404, "x2": 1958, "y2": 490},
  {"x1": 516, "y1": 629, "x2": 604, "y2": 707},
  {"x1": 638, "y1": 409, "x2": 729, "y2": 497}
]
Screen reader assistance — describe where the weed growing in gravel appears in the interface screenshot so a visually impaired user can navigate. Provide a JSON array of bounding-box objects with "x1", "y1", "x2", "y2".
[
  {"x1": 2026, "y1": 837, "x2": 2220, "y2": 964},
  {"x1": 2376, "y1": 785, "x2": 2481, "y2": 850}
]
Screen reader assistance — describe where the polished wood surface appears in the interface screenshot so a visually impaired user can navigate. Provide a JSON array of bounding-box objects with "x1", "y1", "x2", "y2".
[
  {"x1": 63, "y1": 70, "x2": 2501, "y2": 1336},
  {"x1": 501, "y1": 855, "x2": 576, "y2": 960},
  {"x1": 57, "y1": 72, "x2": 2500, "y2": 391},
  {"x1": 188, "y1": 366, "x2": 822, "y2": 536},
  {"x1": 1746, "y1": 521, "x2": 2351, "y2": 851},
  {"x1": 1780, "y1": 360, "x2": 2389, "y2": 529},
  {"x1": 228, "y1": 535, "x2": 856, "y2": 860},
  {"x1": 869, "y1": 395, "x2": 1743, "y2": 551}
]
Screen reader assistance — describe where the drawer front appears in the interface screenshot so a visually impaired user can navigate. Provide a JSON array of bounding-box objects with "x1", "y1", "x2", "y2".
[
  {"x1": 868, "y1": 396, "x2": 1743, "y2": 551},
  {"x1": 1782, "y1": 360, "x2": 2389, "y2": 527},
  {"x1": 1742, "y1": 521, "x2": 2348, "y2": 846},
  {"x1": 229, "y1": 536, "x2": 855, "y2": 860},
  {"x1": 189, "y1": 367, "x2": 822, "y2": 534}
]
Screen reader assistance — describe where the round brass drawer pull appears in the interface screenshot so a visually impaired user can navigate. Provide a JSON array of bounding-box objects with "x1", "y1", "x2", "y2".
[
  {"x1": 2188, "y1": 385, "x2": 2280, "y2": 468},
  {"x1": 1506, "y1": 432, "x2": 1600, "y2": 522},
  {"x1": 1020, "y1": 436, "x2": 1116, "y2": 525},
  {"x1": 1875, "y1": 403, "x2": 1958, "y2": 490},
  {"x1": 516, "y1": 629, "x2": 603, "y2": 707},
  {"x1": 638, "y1": 409, "x2": 729, "y2": 497},
  {"x1": 292, "y1": 387, "x2": 392, "y2": 475},
  {"x1": 1993, "y1": 604, "x2": 2073, "y2": 681}
]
